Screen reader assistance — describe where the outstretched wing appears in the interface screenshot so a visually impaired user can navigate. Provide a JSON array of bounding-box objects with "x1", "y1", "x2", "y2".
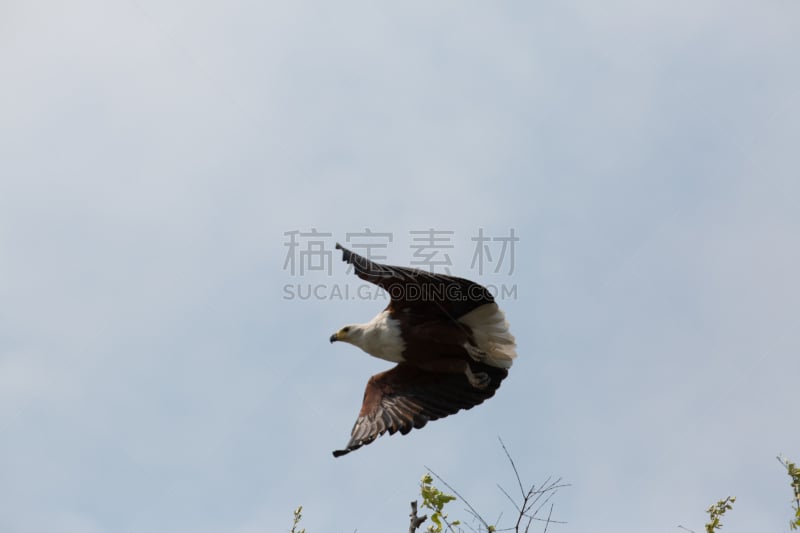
[
  {"x1": 335, "y1": 243, "x2": 493, "y2": 320},
  {"x1": 332, "y1": 362, "x2": 508, "y2": 457}
]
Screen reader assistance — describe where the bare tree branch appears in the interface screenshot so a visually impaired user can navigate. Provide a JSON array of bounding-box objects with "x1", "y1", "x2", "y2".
[
  {"x1": 422, "y1": 440, "x2": 568, "y2": 533},
  {"x1": 409, "y1": 501, "x2": 427, "y2": 533},
  {"x1": 499, "y1": 437, "x2": 526, "y2": 499}
]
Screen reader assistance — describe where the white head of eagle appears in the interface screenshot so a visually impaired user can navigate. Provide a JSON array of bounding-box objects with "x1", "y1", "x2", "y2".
[{"x1": 329, "y1": 243, "x2": 516, "y2": 457}]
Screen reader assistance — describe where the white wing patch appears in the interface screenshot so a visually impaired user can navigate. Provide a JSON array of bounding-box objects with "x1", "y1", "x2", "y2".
[{"x1": 458, "y1": 303, "x2": 517, "y2": 369}]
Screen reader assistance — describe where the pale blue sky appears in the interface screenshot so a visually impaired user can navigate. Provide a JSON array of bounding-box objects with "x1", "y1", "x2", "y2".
[{"x1": 1, "y1": 1, "x2": 799, "y2": 532}]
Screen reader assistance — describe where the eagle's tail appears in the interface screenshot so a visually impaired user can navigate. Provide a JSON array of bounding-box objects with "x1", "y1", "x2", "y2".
[{"x1": 458, "y1": 303, "x2": 517, "y2": 369}]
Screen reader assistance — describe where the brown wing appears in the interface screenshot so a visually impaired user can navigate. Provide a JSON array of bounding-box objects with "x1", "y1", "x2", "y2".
[
  {"x1": 335, "y1": 243, "x2": 494, "y2": 320},
  {"x1": 332, "y1": 362, "x2": 508, "y2": 457}
]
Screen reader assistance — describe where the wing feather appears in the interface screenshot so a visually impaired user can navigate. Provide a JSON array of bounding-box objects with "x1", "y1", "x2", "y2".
[
  {"x1": 335, "y1": 243, "x2": 494, "y2": 319},
  {"x1": 332, "y1": 362, "x2": 508, "y2": 457}
]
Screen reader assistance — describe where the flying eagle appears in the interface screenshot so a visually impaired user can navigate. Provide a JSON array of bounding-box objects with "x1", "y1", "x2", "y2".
[{"x1": 329, "y1": 243, "x2": 516, "y2": 457}]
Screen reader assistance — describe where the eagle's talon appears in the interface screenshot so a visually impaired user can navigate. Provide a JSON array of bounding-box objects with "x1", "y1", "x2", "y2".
[
  {"x1": 467, "y1": 370, "x2": 491, "y2": 389},
  {"x1": 464, "y1": 343, "x2": 487, "y2": 362}
]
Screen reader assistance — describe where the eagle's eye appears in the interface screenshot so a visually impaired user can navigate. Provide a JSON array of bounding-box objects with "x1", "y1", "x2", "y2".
[{"x1": 342, "y1": 326, "x2": 350, "y2": 333}]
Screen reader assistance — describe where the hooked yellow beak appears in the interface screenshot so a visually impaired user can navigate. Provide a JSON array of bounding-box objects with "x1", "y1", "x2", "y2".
[{"x1": 330, "y1": 326, "x2": 351, "y2": 343}]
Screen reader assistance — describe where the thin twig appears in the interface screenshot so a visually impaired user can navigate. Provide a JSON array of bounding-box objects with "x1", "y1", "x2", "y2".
[
  {"x1": 541, "y1": 503, "x2": 554, "y2": 533},
  {"x1": 529, "y1": 488, "x2": 559, "y2": 520},
  {"x1": 459, "y1": 517, "x2": 480, "y2": 533},
  {"x1": 425, "y1": 466, "x2": 492, "y2": 531},
  {"x1": 497, "y1": 483, "x2": 522, "y2": 513},
  {"x1": 499, "y1": 437, "x2": 526, "y2": 498}
]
